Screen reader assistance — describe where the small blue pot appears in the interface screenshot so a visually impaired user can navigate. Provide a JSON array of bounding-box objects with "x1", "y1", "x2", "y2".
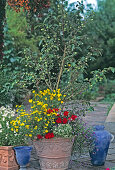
[
  {"x1": 14, "y1": 146, "x2": 32, "y2": 170},
  {"x1": 89, "y1": 125, "x2": 112, "y2": 166}
]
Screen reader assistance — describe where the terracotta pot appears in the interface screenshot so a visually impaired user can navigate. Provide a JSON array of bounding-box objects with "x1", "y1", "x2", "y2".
[
  {"x1": 0, "y1": 146, "x2": 19, "y2": 170},
  {"x1": 34, "y1": 138, "x2": 74, "y2": 170}
]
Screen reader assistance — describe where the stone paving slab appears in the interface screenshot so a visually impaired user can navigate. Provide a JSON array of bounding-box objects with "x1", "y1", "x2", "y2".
[
  {"x1": 105, "y1": 103, "x2": 115, "y2": 135},
  {"x1": 26, "y1": 102, "x2": 115, "y2": 170},
  {"x1": 106, "y1": 104, "x2": 115, "y2": 122}
]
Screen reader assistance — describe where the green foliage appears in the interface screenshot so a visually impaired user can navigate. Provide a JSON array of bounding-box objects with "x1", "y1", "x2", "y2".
[
  {"x1": 53, "y1": 124, "x2": 73, "y2": 138},
  {"x1": 102, "y1": 80, "x2": 115, "y2": 102},
  {"x1": 0, "y1": 6, "x2": 38, "y2": 106},
  {"x1": 85, "y1": 0, "x2": 115, "y2": 78},
  {"x1": 6, "y1": 7, "x2": 38, "y2": 53}
]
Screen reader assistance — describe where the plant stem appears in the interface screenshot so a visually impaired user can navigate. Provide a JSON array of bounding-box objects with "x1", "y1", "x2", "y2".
[{"x1": 56, "y1": 46, "x2": 66, "y2": 91}]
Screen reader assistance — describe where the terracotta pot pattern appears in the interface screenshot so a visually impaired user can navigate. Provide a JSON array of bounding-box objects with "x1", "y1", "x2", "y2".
[
  {"x1": 0, "y1": 146, "x2": 19, "y2": 170},
  {"x1": 34, "y1": 138, "x2": 73, "y2": 170}
]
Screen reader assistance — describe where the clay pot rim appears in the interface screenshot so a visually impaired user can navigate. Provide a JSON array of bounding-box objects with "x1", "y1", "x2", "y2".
[
  {"x1": 0, "y1": 146, "x2": 14, "y2": 150},
  {"x1": 34, "y1": 137, "x2": 74, "y2": 143}
]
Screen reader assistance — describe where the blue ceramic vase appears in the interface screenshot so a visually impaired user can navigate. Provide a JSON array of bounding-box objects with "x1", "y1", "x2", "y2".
[
  {"x1": 89, "y1": 125, "x2": 111, "y2": 166},
  {"x1": 14, "y1": 146, "x2": 32, "y2": 170}
]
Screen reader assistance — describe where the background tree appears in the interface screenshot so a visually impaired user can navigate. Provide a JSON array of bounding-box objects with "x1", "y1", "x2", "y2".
[{"x1": 85, "y1": 0, "x2": 115, "y2": 79}]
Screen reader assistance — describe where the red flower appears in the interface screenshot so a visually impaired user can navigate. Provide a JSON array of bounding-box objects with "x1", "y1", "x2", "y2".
[
  {"x1": 63, "y1": 118, "x2": 68, "y2": 124},
  {"x1": 53, "y1": 108, "x2": 59, "y2": 112},
  {"x1": 64, "y1": 111, "x2": 69, "y2": 116},
  {"x1": 106, "y1": 169, "x2": 111, "y2": 170},
  {"x1": 56, "y1": 117, "x2": 62, "y2": 123},
  {"x1": 57, "y1": 114, "x2": 60, "y2": 116},
  {"x1": 45, "y1": 132, "x2": 54, "y2": 139},
  {"x1": 71, "y1": 115, "x2": 77, "y2": 120},
  {"x1": 37, "y1": 134, "x2": 43, "y2": 139},
  {"x1": 47, "y1": 109, "x2": 53, "y2": 113}
]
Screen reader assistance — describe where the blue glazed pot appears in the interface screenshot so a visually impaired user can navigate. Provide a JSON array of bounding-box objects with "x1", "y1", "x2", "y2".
[
  {"x1": 89, "y1": 125, "x2": 111, "y2": 166},
  {"x1": 14, "y1": 146, "x2": 32, "y2": 170}
]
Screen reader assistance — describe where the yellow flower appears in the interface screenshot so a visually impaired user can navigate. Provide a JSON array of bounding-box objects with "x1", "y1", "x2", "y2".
[
  {"x1": 45, "y1": 98, "x2": 47, "y2": 100},
  {"x1": 14, "y1": 126, "x2": 19, "y2": 129},
  {"x1": 34, "y1": 126, "x2": 38, "y2": 130},
  {"x1": 37, "y1": 118, "x2": 40, "y2": 122},
  {"x1": 25, "y1": 125, "x2": 29, "y2": 129},
  {"x1": 29, "y1": 134, "x2": 32, "y2": 137},
  {"x1": 32, "y1": 90, "x2": 35, "y2": 93},
  {"x1": 50, "y1": 96, "x2": 53, "y2": 100},
  {"x1": 61, "y1": 101, "x2": 64, "y2": 104},
  {"x1": 47, "y1": 114, "x2": 51, "y2": 116},
  {"x1": 17, "y1": 120, "x2": 21, "y2": 124},
  {"x1": 16, "y1": 105, "x2": 18, "y2": 107},
  {"x1": 20, "y1": 123, "x2": 25, "y2": 126},
  {"x1": 57, "y1": 93, "x2": 62, "y2": 97},
  {"x1": 39, "y1": 112, "x2": 42, "y2": 115},
  {"x1": 13, "y1": 122, "x2": 16, "y2": 126},
  {"x1": 42, "y1": 104, "x2": 48, "y2": 108},
  {"x1": 34, "y1": 117, "x2": 38, "y2": 120},
  {"x1": 29, "y1": 99, "x2": 32, "y2": 103},
  {"x1": 58, "y1": 98, "x2": 61, "y2": 101},
  {"x1": 57, "y1": 89, "x2": 60, "y2": 93},
  {"x1": 64, "y1": 95, "x2": 66, "y2": 97},
  {"x1": 45, "y1": 130, "x2": 48, "y2": 133},
  {"x1": 11, "y1": 128, "x2": 14, "y2": 131},
  {"x1": 16, "y1": 129, "x2": 18, "y2": 132}
]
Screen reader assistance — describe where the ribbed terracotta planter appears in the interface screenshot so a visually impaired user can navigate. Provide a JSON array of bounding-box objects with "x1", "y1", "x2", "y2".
[
  {"x1": 34, "y1": 138, "x2": 74, "y2": 170},
  {"x1": 0, "y1": 146, "x2": 19, "y2": 170}
]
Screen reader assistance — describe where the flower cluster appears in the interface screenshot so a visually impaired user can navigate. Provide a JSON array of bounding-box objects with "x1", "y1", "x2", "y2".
[
  {"x1": 11, "y1": 89, "x2": 78, "y2": 139},
  {"x1": 0, "y1": 106, "x2": 15, "y2": 133},
  {"x1": 0, "y1": 106, "x2": 28, "y2": 146},
  {"x1": 8, "y1": 0, "x2": 50, "y2": 13},
  {"x1": 0, "y1": 106, "x2": 17, "y2": 146}
]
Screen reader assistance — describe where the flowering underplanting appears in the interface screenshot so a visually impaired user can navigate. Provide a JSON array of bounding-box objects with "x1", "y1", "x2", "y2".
[
  {"x1": 0, "y1": 106, "x2": 26, "y2": 146},
  {"x1": 10, "y1": 88, "x2": 93, "y2": 152}
]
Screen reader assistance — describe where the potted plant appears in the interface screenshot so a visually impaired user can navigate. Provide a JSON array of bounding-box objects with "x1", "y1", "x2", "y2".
[
  {"x1": 0, "y1": 106, "x2": 19, "y2": 170},
  {"x1": 11, "y1": 89, "x2": 94, "y2": 170},
  {"x1": 0, "y1": 106, "x2": 31, "y2": 170}
]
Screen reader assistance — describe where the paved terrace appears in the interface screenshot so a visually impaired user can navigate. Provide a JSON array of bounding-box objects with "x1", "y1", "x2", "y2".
[{"x1": 27, "y1": 102, "x2": 115, "y2": 170}]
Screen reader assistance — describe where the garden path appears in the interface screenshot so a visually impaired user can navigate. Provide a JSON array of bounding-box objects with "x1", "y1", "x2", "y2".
[{"x1": 26, "y1": 102, "x2": 115, "y2": 170}]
